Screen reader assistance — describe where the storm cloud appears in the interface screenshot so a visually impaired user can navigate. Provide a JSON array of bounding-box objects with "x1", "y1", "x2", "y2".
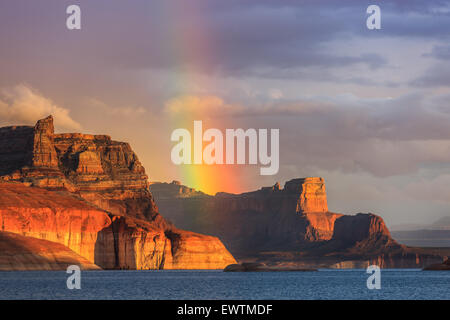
[{"x1": 1, "y1": 0, "x2": 450, "y2": 224}]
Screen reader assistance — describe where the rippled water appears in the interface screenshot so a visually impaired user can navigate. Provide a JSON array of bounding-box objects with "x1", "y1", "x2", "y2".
[{"x1": 0, "y1": 269, "x2": 448, "y2": 300}]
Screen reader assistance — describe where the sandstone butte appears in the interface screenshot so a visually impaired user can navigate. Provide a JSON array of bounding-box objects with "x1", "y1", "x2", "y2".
[
  {"x1": 150, "y1": 179, "x2": 450, "y2": 268},
  {"x1": 0, "y1": 116, "x2": 236, "y2": 270}
]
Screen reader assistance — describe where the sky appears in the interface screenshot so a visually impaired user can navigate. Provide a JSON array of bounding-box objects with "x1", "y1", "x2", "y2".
[{"x1": 1, "y1": 0, "x2": 450, "y2": 226}]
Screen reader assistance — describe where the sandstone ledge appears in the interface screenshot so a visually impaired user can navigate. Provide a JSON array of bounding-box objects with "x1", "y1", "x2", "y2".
[
  {"x1": 0, "y1": 182, "x2": 236, "y2": 270},
  {"x1": 0, "y1": 231, "x2": 100, "y2": 271}
]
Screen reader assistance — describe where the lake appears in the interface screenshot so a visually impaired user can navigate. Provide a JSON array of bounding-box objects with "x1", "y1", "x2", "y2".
[{"x1": 0, "y1": 269, "x2": 448, "y2": 300}]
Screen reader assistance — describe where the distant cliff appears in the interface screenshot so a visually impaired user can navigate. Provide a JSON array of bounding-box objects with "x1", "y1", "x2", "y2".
[
  {"x1": 150, "y1": 178, "x2": 342, "y2": 254},
  {"x1": 0, "y1": 116, "x2": 236, "y2": 270},
  {"x1": 150, "y1": 179, "x2": 449, "y2": 268},
  {"x1": 391, "y1": 216, "x2": 450, "y2": 247}
]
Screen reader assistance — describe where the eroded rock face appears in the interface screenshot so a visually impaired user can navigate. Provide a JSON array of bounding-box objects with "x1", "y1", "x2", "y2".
[
  {"x1": 284, "y1": 177, "x2": 328, "y2": 213},
  {"x1": 0, "y1": 231, "x2": 100, "y2": 271},
  {"x1": 32, "y1": 115, "x2": 59, "y2": 168},
  {"x1": 0, "y1": 116, "x2": 158, "y2": 221},
  {"x1": 0, "y1": 182, "x2": 236, "y2": 270},
  {"x1": 150, "y1": 180, "x2": 449, "y2": 268},
  {"x1": 0, "y1": 183, "x2": 111, "y2": 262},
  {"x1": 0, "y1": 116, "x2": 236, "y2": 270},
  {"x1": 149, "y1": 180, "x2": 207, "y2": 198},
  {"x1": 150, "y1": 179, "x2": 340, "y2": 255}
]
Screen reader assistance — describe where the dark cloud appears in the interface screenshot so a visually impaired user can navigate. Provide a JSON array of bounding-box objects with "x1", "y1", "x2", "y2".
[
  {"x1": 0, "y1": 0, "x2": 433, "y2": 79},
  {"x1": 410, "y1": 64, "x2": 450, "y2": 87},
  {"x1": 215, "y1": 92, "x2": 450, "y2": 177},
  {"x1": 424, "y1": 45, "x2": 450, "y2": 60},
  {"x1": 2, "y1": 1, "x2": 450, "y2": 223}
]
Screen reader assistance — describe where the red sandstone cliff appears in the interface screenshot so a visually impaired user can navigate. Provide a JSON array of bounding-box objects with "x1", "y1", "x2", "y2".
[
  {"x1": 150, "y1": 178, "x2": 342, "y2": 254},
  {"x1": 0, "y1": 116, "x2": 236, "y2": 270},
  {"x1": 1, "y1": 116, "x2": 446, "y2": 270},
  {"x1": 150, "y1": 180, "x2": 449, "y2": 268},
  {"x1": 0, "y1": 115, "x2": 159, "y2": 221}
]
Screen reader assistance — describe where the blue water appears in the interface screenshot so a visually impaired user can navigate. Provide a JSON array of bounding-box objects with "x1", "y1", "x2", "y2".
[{"x1": 0, "y1": 269, "x2": 448, "y2": 300}]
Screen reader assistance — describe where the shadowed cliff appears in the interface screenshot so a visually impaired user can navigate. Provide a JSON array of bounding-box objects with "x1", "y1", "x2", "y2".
[{"x1": 150, "y1": 179, "x2": 449, "y2": 268}]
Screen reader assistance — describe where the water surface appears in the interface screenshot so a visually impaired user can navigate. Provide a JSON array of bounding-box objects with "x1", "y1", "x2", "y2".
[{"x1": 0, "y1": 269, "x2": 448, "y2": 300}]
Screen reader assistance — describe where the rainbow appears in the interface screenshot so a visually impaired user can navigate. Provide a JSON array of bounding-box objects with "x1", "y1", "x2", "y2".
[{"x1": 160, "y1": 2, "x2": 248, "y2": 195}]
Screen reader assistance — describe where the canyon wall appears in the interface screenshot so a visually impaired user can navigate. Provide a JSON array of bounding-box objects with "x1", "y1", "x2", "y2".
[
  {"x1": 0, "y1": 117, "x2": 236, "y2": 270},
  {"x1": 1, "y1": 116, "x2": 446, "y2": 269},
  {"x1": 1, "y1": 115, "x2": 160, "y2": 222},
  {"x1": 150, "y1": 180, "x2": 448, "y2": 268},
  {"x1": 0, "y1": 182, "x2": 236, "y2": 270},
  {"x1": 150, "y1": 178, "x2": 340, "y2": 255}
]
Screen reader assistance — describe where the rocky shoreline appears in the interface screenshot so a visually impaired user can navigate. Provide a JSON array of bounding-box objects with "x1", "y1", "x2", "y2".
[{"x1": 423, "y1": 259, "x2": 450, "y2": 271}]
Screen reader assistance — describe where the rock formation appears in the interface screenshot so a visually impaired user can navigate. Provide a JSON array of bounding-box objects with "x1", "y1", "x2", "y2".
[
  {"x1": 1, "y1": 116, "x2": 446, "y2": 270},
  {"x1": 1, "y1": 116, "x2": 159, "y2": 221},
  {"x1": 0, "y1": 231, "x2": 100, "y2": 271},
  {"x1": 149, "y1": 180, "x2": 207, "y2": 198},
  {"x1": 150, "y1": 178, "x2": 341, "y2": 254},
  {"x1": 150, "y1": 180, "x2": 449, "y2": 268},
  {"x1": 0, "y1": 183, "x2": 111, "y2": 263},
  {"x1": 0, "y1": 116, "x2": 236, "y2": 270},
  {"x1": 284, "y1": 177, "x2": 328, "y2": 213},
  {"x1": 423, "y1": 259, "x2": 450, "y2": 271}
]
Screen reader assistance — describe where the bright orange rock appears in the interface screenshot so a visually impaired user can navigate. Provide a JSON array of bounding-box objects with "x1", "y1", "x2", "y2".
[
  {"x1": 0, "y1": 182, "x2": 112, "y2": 263},
  {"x1": 0, "y1": 116, "x2": 237, "y2": 270},
  {"x1": 0, "y1": 182, "x2": 236, "y2": 270},
  {"x1": 0, "y1": 231, "x2": 100, "y2": 271},
  {"x1": 284, "y1": 177, "x2": 328, "y2": 213}
]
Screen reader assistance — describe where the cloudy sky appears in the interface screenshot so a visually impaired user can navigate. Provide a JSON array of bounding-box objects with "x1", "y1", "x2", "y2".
[{"x1": 1, "y1": 0, "x2": 450, "y2": 226}]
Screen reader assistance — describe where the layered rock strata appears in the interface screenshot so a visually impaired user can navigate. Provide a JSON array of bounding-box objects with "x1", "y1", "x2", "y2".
[
  {"x1": 0, "y1": 117, "x2": 236, "y2": 270},
  {"x1": 0, "y1": 182, "x2": 235, "y2": 269},
  {"x1": 150, "y1": 178, "x2": 341, "y2": 254},
  {"x1": 150, "y1": 180, "x2": 449, "y2": 268}
]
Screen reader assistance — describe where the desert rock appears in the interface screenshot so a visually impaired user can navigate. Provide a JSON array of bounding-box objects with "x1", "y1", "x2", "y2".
[
  {"x1": 0, "y1": 116, "x2": 236, "y2": 270},
  {"x1": 150, "y1": 180, "x2": 449, "y2": 268},
  {"x1": 0, "y1": 231, "x2": 100, "y2": 271}
]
